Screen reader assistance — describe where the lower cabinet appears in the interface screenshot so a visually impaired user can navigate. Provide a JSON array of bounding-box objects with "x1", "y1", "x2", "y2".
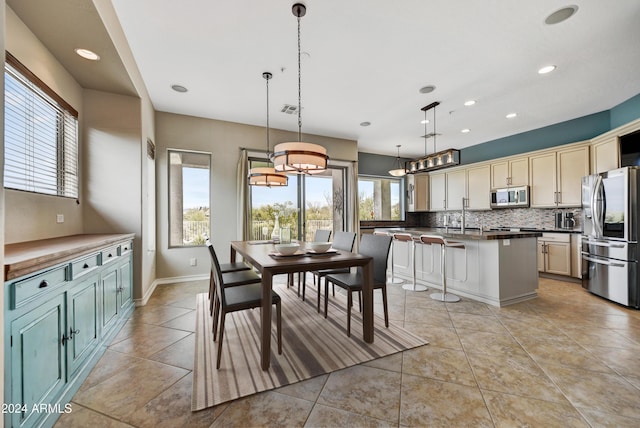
[
  {"x1": 4, "y1": 238, "x2": 134, "y2": 428},
  {"x1": 538, "y1": 233, "x2": 571, "y2": 276}
]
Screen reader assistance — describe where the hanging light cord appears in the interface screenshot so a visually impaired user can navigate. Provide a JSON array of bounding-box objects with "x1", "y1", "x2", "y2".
[
  {"x1": 424, "y1": 109, "x2": 428, "y2": 155},
  {"x1": 297, "y1": 11, "x2": 302, "y2": 142},
  {"x1": 266, "y1": 74, "x2": 271, "y2": 160},
  {"x1": 433, "y1": 105, "x2": 437, "y2": 154}
]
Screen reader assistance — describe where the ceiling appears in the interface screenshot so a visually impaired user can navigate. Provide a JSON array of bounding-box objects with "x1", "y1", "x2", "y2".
[{"x1": 8, "y1": 0, "x2": 640, "y2": 158}]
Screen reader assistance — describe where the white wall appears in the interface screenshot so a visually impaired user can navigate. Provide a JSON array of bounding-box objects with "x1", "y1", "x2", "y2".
[
  {"x1": 155, "y1": 111, "x2": 358, "y2": 280},
  {"x1": 4, "y1": 6, "x2": 84, "y2": 244}
]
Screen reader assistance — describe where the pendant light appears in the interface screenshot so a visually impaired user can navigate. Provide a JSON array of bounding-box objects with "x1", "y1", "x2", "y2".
[
  {"x1": 249, "y1": 72, "x2": 288, "y2": 187},
  {"x1": 272, "y1": 3, "x2": 329, "y2": 174},
  {"x1": 388, "y1": 145, "x2": 406, "y2": 177}
]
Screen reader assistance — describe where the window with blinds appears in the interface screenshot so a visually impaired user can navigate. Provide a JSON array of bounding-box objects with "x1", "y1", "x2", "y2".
[{"x1": 4, "y1": 53, "x2": 79, "y2": 198}]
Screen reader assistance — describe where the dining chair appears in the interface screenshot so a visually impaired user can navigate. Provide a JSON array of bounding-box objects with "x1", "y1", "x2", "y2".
[
  {"x1": 209, "y1": 242, "x2": 282, "y2": 369},
  {"x1": 324, "y1": 233, "x2": 392, "y2": 336},
  {"x1": 290, "y1": 229, "x2": 332, "y2": 295},
  {"x1": 206, "y1": 243, "x2": 261, "y2": 317},
  {"x1": 306, "y1": 231, "x2": 357, "y2": 312}
]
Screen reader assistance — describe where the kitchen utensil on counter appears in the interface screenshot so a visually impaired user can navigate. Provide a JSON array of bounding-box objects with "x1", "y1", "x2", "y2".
[
  {"x1": 564, "y1": 213, "x2": 575, "y2": 229},
  {"x1": 555, "y1": 213, "x2": 564, "y2": 229}
]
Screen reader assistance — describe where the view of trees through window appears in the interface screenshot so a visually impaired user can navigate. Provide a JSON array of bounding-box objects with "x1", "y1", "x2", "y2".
[
  {"x1": 249, "y1": 158, "x2": 342, "y2": 241},
  {"x1": 358, "y1": 177, "x2": 402, "y2": 221}
]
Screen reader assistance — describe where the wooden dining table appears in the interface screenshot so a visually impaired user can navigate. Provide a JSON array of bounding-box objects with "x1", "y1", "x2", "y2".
[{"x1": 230, "y1": 240, "x2": 375, "y2": 370}]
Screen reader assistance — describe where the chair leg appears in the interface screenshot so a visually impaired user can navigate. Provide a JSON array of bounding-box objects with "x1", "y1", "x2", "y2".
[
  {"x1": 300, "y1": 272, "x2": 306, "y2": 301},
  {"x1": 358, "y1": 290, "x2": 362, "y2": 312},
  {"x1": 347, "y1": 290, "x2": 352, "y2": 337},
  {"x1": 216, "y1": 311, "x2": 226, "y2": 369},
  {"x1": 212, "y1": 296, "x2": 221, "y2": 341},
  {"x1": 209, "y1": 272, "x2": 215, "y2": 315},
  {"x1": 381, "y1": 286, "x2": 389, "y2": 327},
  {"x1": 276, "y1": 301, "x2": 282, "y2": 354},
  {"x1": 316, "y1": 276, "x2": 322, "y2": 313},
  {"x1": 324, "y1": 279, "x2": 330, "y2": 318}
]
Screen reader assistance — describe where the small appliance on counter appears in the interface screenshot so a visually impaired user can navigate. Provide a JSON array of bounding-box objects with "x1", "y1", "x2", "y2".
[{"x1": 581, "y1": 166, "x2": 640, "y2": 308}]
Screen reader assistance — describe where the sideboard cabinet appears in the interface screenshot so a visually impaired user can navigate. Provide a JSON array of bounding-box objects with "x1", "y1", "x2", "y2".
[{"x1": 4, "y1": 234, "x2": 134, "y2": 428}]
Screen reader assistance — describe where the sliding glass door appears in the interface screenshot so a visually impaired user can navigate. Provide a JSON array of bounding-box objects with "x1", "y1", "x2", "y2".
[{"x1": 248, "y1": 157, "x2": 347, "y2": 241}]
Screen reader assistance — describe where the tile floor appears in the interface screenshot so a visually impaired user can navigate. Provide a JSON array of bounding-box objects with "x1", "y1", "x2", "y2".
[{"x1": 54, "y1": 276, "x2": 640, "y2": 427}]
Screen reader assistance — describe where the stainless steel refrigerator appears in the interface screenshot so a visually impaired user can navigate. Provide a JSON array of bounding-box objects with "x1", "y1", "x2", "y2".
[{"x1": 582, "y1": 166, "x2": 639, "y2": 308}]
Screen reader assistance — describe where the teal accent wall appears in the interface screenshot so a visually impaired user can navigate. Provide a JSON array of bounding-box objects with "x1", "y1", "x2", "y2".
[
  {"x1": 610, "y1": 93, "x2": 640, "y2": 129},
  {"x1": 460, "y1": 111, "x2": 610, "y2": 165},
  {"x1": 359, "y1": 91, "x2": 640, "y2": 171}
]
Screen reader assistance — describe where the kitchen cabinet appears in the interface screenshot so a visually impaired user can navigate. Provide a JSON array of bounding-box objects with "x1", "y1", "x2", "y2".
[
  {"x1": 429, "y1": 172, "x2": 446, "y2": 211},
  {"x1": 570, "y1": 234, "x2": 582, "y2": 279},
  {"x1": 491, "y1": 156, "x2": 528, "y2": 188},
  {"x1": 538, "y1": 233, "x2": 571, "y2": 276},
  {"x1": 466, "y1": 164, "x2": 491, "y2": 210},
  {"x1": 530, "y1": 145, "x2": 589, "y2": 208},
  {"x1": 591, "y1": 136, "x2": 619, "y2": 174},
  {"x1": 429, "y1": 169, "x2": 467, "y2": 211},
  {"x1": 4, "y1": 234, "x2": 134, "y2": 428},
  {"x1": 406, "y1": 173, "x2": 429, "y2": 212}
]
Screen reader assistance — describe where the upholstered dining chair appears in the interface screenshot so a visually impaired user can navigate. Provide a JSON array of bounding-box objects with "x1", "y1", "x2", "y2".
[
  {"x1": 208, "y1": 242, "x2": 282, "y2": 369},
  {"x1": 306, "y1": 231, "x2": 357, "y2": 312},
  {"x1": 324, "y1": 233, "x2": 392, "y2": 337},
  {"x1": 205, "y1": 239, "x2": 252, "y2": 315},
  {"x1": 206, "y1": 243, "x2": 261, "y2": 317},
  {"x1": 290, "y1": 229, "x2": 332, "y2": 295}
]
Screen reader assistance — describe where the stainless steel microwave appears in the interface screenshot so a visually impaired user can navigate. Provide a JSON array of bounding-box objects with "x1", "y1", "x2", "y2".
[{"x1": 490, "y1": 185, "x2": 530, "y2": 208}]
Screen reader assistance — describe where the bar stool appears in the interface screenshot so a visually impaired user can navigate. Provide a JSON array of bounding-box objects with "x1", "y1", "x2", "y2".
[
  {"x1": 419, "y1": 235, "x2": 462, "y2": 302},
  {"x1": 393, "y1": 233, "x2": 427, "y2": 292},
  {"x1": 375, "y1": 231, "x2": 403, "y2": 285}
]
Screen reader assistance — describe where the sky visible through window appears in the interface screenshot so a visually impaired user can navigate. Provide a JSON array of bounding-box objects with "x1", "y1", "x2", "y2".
[{"x1": 182, "y1": 167, "x2": 209, "y2": 209}]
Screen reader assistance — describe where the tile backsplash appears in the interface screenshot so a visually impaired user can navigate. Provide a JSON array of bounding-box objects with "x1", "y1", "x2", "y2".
[{"x1": 406, "y1": 207, "x2": 582, "y2": 231}]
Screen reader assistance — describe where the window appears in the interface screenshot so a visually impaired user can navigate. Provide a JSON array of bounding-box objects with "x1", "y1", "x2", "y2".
[
  {"x1": 358, "y1": 176, "x2": 403, "y2": 220},
  {"x1": 248, "y1": 156, "x2": 347, "y2": 241},
  {"x1": 168, "y1": 150, "x2": 211, "y2": 247},
  {"x1": 4, "y1": 53, "x2": 78, "y2": 198}
]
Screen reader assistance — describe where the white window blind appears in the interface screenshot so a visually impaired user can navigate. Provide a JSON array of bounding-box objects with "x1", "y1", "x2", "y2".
[{"x1": 4, "y1": 53, "x2": 79, "y2": 198}]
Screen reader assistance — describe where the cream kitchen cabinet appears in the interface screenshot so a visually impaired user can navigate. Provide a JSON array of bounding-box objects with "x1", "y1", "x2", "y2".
[
  {"x1": 530, "y1": 145, "x2": 589, "y2": 208},
  {"x1": 591, "y1": 136, "x2": 619, "y2": 174},
  {"x1": 466, "y1": 164, "x2": 491, "y2": 210},
  {"x1": 429, "y1": 172, "x2": 447, "y2": 211},
  {"x1": 491, "y1": 156, "x2": 528, "y2": 188},
  {"x1": 406, "y1": 173, "x2": 429, "y2": 212},
  {"x1": 429, "y1": 169, "x2": 466, "y2": 211},
  {"x1": 537, "y1": 233, "x2": 571, "y2": 276}
]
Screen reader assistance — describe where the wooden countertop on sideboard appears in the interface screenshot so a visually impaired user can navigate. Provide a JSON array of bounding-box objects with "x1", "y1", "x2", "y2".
[{"x1": 4, "y1": 233, "x2": 135, "y2": 281}]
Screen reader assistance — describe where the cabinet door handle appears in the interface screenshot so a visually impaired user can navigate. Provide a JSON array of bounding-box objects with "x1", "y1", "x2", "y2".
[
  {"x1": 83, "y1": 263, "x2": 89, "y2": 269},
  {"x1": 39, "y1": 280, "x2": 49, "y2": 288},
  {"x1": 108, "y1": 253, "x2": 113, "y2": 258}
]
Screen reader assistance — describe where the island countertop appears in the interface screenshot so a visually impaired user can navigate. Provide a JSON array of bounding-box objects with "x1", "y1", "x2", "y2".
[{"x1": 373, "y1": 227, "x2": 542, "y2": 241}]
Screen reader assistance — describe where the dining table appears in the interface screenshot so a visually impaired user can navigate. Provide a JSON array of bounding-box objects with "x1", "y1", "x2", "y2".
[{"x1": 230, "y1": 240, "x2": 375, "y2": 370}]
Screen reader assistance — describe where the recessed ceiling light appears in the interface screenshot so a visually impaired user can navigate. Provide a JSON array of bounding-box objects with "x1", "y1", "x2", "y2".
[
  {"x1": 463, "y1": 100, "x2": 476, "y2": 107},
  {"x1": 74, "y1": 48, "x2": 100, "y2": 61},
  {"x1": 461, "y1": 128, "x2": 470, "y2": 133},
  {"x1": 420, "y1": 119, "x2": 430, "y2": 124},
  {"x1": 360, "y1": 121, "x2": 371, "y2": 127},
  {"x1": 171, "y1": 84, "x2": 188, "y2": 93},
  {"x1": 538, "y1": 65, "x2": 556, "y2": 74},
  {"x1": 419, "y1": 85, "x2": 436, "y2": 94},
  {"x1": 506, "y1": 112, "x2": 517, "y2": 119},
  {"x1": 545, "y1": 5, "x2": 578, "y2": 25}
]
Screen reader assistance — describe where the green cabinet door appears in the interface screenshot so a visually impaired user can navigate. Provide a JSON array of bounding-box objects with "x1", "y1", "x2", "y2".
[
  {"x1": 118, "y1": 257, "x2": 133, "y2": 311},
  {"x1": 67, "y1": 275, "x2": 99, "y2": 377},
  {"x1": 101, "y1": 267, "x2": 119, "y2": 334},
  {"x1": 10, "y1": 294, "x2": 67, "y2": 428}
]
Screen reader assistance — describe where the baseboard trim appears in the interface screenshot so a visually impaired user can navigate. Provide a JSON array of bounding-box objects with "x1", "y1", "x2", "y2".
[{"x1": 134, "y1": 274, "x2": 209, "y2": 307}]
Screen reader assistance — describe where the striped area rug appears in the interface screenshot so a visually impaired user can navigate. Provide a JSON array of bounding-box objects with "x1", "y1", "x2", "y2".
[{"x1": 192, "y1": 283, "x2": 428, "y2": 411}]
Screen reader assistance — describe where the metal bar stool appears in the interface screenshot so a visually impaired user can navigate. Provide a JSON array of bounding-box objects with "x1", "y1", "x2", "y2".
[
  {"x1": 419, "y1": 235, "x2": 462, "y2": 302},
  {"x1": 374, "y1": 231, "x2": 403, "y2": 284},
  {"x1": 393, "y1": 233, "x2": 427, "y2": 292}
]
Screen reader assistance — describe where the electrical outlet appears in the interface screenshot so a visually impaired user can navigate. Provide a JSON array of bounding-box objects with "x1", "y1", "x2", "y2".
[
  {"x1": 189, "y1": 258, "x2": 197, "y2": 266},
  {"x1": 56, "y1": 214, "x2": 64, "y2": 223}
]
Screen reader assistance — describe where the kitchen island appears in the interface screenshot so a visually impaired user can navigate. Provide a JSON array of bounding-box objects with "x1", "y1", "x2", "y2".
[{"x1": 375, "y1": 227, "x2": 542, "y2": 307}]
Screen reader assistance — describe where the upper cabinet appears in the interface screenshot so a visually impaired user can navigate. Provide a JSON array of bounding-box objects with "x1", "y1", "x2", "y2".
[
  {"x1": 530, "y1": 144, "x2": 590, "y2": 208},
  {"x1": 490, "y1": 156, "x2": 528, "y2": 188},
  {"x1": 429, "y1": 172, "x2": 447, "y2": 211},
  {"x1": 591, "y1": 136, "x2": 619, "y2": 174},
  {"x1": 466, "y1": 164, "x2": 491, "y2": 210},
  {"x1": 406, "y1": 173, "x2": 429, "y2": 212}
]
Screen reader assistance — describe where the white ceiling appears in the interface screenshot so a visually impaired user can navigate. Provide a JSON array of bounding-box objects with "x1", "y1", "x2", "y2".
[{"x1": 10, "y1": 0, "x2": 640, "y2": 158}]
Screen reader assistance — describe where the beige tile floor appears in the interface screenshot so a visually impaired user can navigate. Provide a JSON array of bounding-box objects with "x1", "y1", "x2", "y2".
[{"x1": 54, "y1": 276, "x2": 640, "y2": 427}]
